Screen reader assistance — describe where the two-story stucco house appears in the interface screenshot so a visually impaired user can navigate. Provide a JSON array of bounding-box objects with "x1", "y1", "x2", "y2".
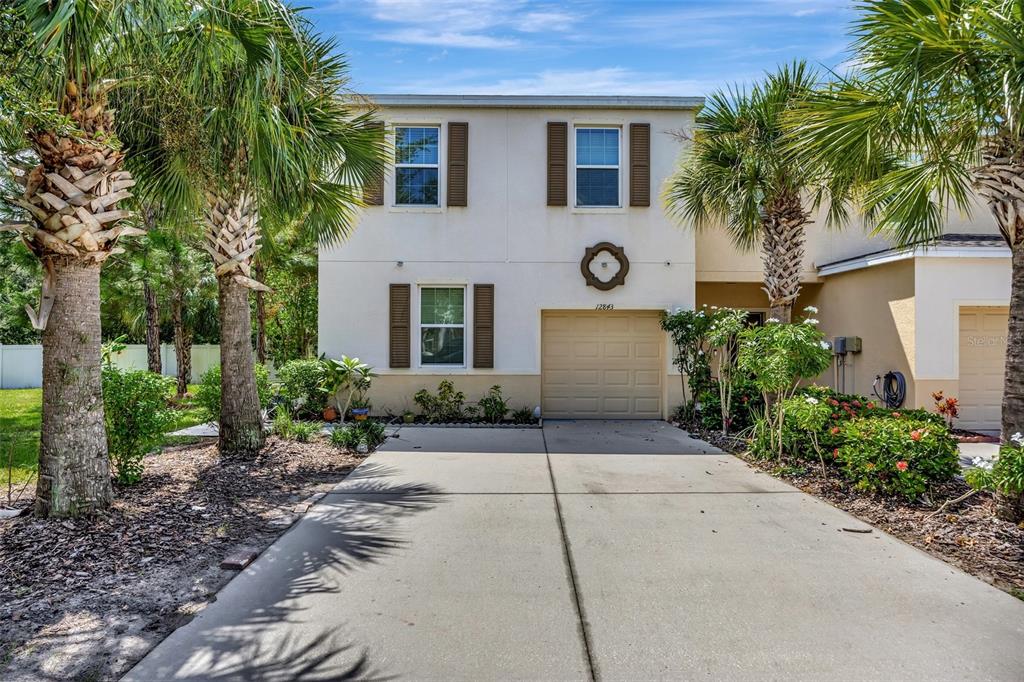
[{"x1": 319, "y1": 94, "x2": 1012, "y2": 431}]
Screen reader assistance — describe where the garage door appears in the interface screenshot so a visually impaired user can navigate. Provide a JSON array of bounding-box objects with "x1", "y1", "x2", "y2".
[
  {"x1": 541, "y1": 310, "x2": 664, "y2": 419},
  {"x1": 958, "y1": 306, "x2": 1009, "y2": 431}
]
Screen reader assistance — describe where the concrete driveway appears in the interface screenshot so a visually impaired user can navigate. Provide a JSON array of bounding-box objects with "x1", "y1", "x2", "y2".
[{"x1": 127, "y1": 421, "x2": 1024, "y2": 681}]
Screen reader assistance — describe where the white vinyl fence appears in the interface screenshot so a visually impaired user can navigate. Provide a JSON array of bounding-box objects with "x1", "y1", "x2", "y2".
[{"x1": 0, "y1": 344, "x2": 221, "y2": 389}]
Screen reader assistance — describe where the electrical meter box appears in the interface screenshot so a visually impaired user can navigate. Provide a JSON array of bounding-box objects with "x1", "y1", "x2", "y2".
[{"x1": 833, "y1": 336, "x2": 863, "y2": 354}]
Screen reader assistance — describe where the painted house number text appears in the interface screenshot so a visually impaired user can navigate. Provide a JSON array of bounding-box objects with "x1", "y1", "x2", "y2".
[{"x1": 595, "y1": 304, "x2": 615, "y2": 310}]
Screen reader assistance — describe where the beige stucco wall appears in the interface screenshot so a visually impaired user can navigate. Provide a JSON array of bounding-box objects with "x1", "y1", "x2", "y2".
[
  {"x1": 810, "y1": 260, "x2": 917, "y2": 403},
  {"x1": 695, "y1": 281, "x2": 821, "y2": 314}
]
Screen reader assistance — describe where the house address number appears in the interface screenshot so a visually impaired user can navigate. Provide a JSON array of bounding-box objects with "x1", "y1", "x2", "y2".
[{"x1": 595, "y1": 304, "x2": 615, "y2": 310}]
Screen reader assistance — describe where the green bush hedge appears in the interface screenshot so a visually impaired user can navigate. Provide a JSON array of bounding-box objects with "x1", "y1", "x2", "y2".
[
  {"x1": 277, "y1": 359, "x2": 327, "y2": 418},
  {"x1": 103, "y1": 367, "x2": 175, "y2": 484}
]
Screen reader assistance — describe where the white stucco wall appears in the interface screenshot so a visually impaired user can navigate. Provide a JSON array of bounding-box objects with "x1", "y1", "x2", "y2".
[
  {"x1": 914, "y1": 256, "x2": 1011, "y2": 380},
  {"x1": 319, "y1": 104, "x2": 698, "y2": 380}
]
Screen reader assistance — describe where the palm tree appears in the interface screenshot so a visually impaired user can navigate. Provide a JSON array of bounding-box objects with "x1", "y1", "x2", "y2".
[
  {"x1": 127, "y1": 0, "x2": 386, "y2": 458},
  {"x1": 665, "y1": 62, "x2": 828, "y2": 323},
  {"x1": 787, "y1": 0, "x2": 1024, "y2": 518},
  {"x1": 0, "y1": 2, "x2": 174, "y2": 516}
]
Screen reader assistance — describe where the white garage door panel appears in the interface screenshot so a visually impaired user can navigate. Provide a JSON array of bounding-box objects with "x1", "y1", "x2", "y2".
[
  {"x1": 542, "y1": 311, "x2": 664, "y2": 419},
  {"x1": 958, "y1": 306, "x2": 1009, "y2": 431}
]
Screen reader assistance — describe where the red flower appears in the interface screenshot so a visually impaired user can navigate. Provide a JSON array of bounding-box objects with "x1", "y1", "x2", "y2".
[
  {"x1": 829, "y1": 398, "x2": 839, "y2": 407},
  {"x1": 896, "y1": 461, "x2": 908, "y2": 472},
  {"x1": 892, "y1": 412, "x2": 901, "y2": 418},
  {"x1": 852, "y1": 400, "x2": 861, "y2": 408},
  {"x1": 910, "y1": 430, "x2": 922, "y2": 442},
  {"x1": 867, "y1": 401, "x2": 875, "y2": 409},
  {"x1": 830, "y1": 426, "x2": 840, "y2": 435},
  {"x1": 831, "y1": 413, "x2": 839, "y2": 419},
  {"x1": 832, "y1": 448, "x2": 839, "y2": 459}
]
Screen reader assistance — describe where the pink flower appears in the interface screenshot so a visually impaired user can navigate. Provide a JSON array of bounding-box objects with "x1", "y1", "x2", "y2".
[
  {"x1": 910, "y1": 430, "x2": 922, "y2": 442},
  {"x1": 896, "y1": 461, "x2": 908, "y2": 472}
]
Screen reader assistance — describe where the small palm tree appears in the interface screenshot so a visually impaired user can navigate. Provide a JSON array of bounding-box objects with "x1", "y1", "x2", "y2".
[
  {"x1": 788, "y1": 0, "x2": 1024, "y2": 518},
  {"x1": 0, "y1": 2, "x2": 176, "y2": 516},
  {"x1": 127, "y1": 0, "x2": 386, "y2": 458},
  {"x1": 665, "y1": 61, "x2": 828, "y2": 323}
]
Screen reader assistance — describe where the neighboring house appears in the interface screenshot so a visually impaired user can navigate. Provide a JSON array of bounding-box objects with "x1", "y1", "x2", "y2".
[{"x1": 319, "y1": 94, "x2": 1012, "y2": 431}]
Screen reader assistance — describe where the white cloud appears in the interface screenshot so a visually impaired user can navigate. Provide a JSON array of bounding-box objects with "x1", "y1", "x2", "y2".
[
  {"x1": 361, "y1": 0, "x2": 580, "y2": 49},
  {"x1": 393, "y1": 67, "x2": 741, "y2": 96}
]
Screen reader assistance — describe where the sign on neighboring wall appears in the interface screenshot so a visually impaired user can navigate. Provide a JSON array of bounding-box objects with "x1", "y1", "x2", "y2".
[{"x1": 0, "y1": 344, "x2": 222, "y2": 389}]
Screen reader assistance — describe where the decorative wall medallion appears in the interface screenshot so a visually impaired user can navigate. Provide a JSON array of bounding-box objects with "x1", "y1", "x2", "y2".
[{"x1": 580, "y1": 242, "x2": 629, "y2": 291}]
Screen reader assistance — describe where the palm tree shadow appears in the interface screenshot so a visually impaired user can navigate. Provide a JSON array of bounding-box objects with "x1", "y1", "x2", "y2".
[{"x1": 145, "y1": 463, "x2": 445, "y2": 681}]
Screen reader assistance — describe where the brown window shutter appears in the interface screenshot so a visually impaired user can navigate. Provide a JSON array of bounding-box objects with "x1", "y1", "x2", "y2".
[
  {"x1": 629, "y1": 123, "x2": 651, "y2": 207},
  {"x1": 447, "y1": 122, "x2": 468, "y2": 207},
  {"x1": 473, "y1": 284, "x2": 494, "y2": 369},
  {"x1": 364, "y1": 121, "x2": 385, "y2": 206},
  {"x1": 389, "y1": 284, "x2": 411, "y2": 368},
  {"x1": 547, "y1": 122, "x2": 568, "y2": 206}
]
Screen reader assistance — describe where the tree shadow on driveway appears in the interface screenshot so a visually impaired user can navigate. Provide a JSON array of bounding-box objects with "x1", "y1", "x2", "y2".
[{"x1": 126, "y1": 462, "x2": 445, "y2": 682}]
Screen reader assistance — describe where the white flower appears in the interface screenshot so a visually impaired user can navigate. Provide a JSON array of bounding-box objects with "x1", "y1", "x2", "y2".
[
  {"x1": 697, "y1": 350, "x2": 704, "y2": 356},
  {"x1": 805, "y1": 397, "x2": 819, "y2": 405},
  {"x1": 972, "y1": 457, "x2": 994, "y2": 471},
  {"x1": 804, "y1": 318, "x2": 819, "y2": 325},
  {"x1": 710, "y1": 305, "x2": 719, "y2": 310},
  {"x1": 1011, "y1": 432, "x2": 1024, "y2": 446},
  {"x1": 766, "y1": 317, "x2": 780, "y2": 324},
  {"x1": 819, "y1": 341, "x2": 830, "y2": 350},
  {"x1": 804, "y1": 305, "x2": 818, "y2": 314}
]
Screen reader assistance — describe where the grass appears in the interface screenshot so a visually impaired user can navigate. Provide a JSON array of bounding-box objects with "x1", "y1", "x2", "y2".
[{"x1": 1, "y1": 385, "x2": 205, "y2": 488}]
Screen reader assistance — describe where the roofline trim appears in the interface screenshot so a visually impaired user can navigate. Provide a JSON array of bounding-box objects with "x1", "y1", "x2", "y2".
[
  {"x1": 361, "y1": 94, "x2": 705, "y2": 110},
  {"x1": 818, "y1": 244, "x2": 1011, "y2": 277}
]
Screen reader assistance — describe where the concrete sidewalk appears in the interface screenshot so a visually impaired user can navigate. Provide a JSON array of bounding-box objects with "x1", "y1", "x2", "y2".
[{"x1": 127, "y1": 422, "x2": 1024, "y2": 681}]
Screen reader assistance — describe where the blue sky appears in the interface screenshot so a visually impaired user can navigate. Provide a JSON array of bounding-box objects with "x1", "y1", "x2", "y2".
[{"x1": 307, "y1": 0, "x2": 857, "y2": 96}]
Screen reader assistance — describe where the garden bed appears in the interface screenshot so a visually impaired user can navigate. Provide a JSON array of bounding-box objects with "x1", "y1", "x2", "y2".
[
  {"x1": 0, "y1": 436, "x2": 366, "y2": 681},
  {"x1": 677, "y1": 420, "x2": 1024, "y2": 599}
]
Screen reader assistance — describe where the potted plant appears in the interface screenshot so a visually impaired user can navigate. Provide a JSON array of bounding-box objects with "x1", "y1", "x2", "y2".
[
  {"x1": 350, "y1": 396, "x2": 371, "y2": 421},
  {"x1": 323, "y1": 405, "x2": 339, "y2": 422},
  {"x1": 402, "y1": 410, "x2": 416, "y2": 424},
  {"x1": 320, "y1": 355, "x2": 376, "y2": 423}
]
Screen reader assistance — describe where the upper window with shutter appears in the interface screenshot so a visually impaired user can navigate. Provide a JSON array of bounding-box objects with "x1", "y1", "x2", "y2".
[
  {"x1": 395, "y1": 126, "x2": 440, "y2": 206},
  {"x1": 575, "y1": 127, "x2": 620, "y2": 207}
]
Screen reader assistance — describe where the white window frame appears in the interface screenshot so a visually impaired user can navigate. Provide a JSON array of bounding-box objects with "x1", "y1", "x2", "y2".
[
  {"x1": 418, "y1": 285, "x2": 467, "y2": 368},
  {"x1": 394, "y1": 125, "x2": 442, "y2": 208},
  {"x1": 574, "y1": 125, "x2": 622, "y2": 209}
]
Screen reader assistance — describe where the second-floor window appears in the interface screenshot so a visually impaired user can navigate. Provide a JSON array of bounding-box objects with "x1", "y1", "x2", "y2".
[
  {"x1": 396, "y1": 126, "x2": 440, "y2": 206},
  {"x1": 576, "y1": 127, "x2": 620, "y2": 207}
]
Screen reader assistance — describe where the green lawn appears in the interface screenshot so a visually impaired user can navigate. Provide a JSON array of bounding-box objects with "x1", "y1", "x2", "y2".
[{"x1": 0, "y1": 385, "x2": 206, "y2": 487}]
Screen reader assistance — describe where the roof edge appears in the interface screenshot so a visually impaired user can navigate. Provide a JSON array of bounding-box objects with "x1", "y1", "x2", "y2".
[
  {"x1": 818, "y1": 237, "x2": 1010, "y2": 277},
  {"x1": 360, "y1": 94, "x2": 705, "y2": 110}
]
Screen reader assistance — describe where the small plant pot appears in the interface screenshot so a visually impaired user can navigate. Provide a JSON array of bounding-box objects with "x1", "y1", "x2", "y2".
[
  {"x1": 403, "y1": 414, "x2": 415, "y2": 424},
  {"x1": 323, "y1": 406, "x2": 339, "y2": 422},
  {"x1": 351, "y1": 407, "x2": 370, "y2": 421}
]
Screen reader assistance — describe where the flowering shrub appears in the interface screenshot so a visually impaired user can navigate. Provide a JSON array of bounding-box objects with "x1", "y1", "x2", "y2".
[
  {"x1": 931, "y1": 391, "x2": 960, "y2": 428},
  {"x1": 662, "y1": 307, "x2": 715, "y2": 419},
  {"x1": 836, "y1": 416, "x2": 960, "y2": 500}
]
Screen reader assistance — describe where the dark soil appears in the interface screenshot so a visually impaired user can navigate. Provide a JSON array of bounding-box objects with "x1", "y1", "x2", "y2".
[
  {"x1": 676, "y1": 421, "x2": 1024, "y2": 599},
  {"x1": 0, "y1": 436, "x2": 366, "y2": 681}
]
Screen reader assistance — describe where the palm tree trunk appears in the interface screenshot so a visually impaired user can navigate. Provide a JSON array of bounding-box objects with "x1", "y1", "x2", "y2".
[
  {"x1": 254, "y1": 261, "x2": 267, "y2": 365},
  {"x1": 218, "y1": 274, "x2": 262, "y2": 457},
  {"x1": 144, "y1": 280, "x2": 161, "y2": 374},
  {"x1": 36, "y1": 258, "x2": 112, "y2": 517},
  {"x1": 172, "y1": 286, "x2": 191, "y2": 397},
  {"x1": 203, "y1": 192, "x2": 268, "y2": 458},
  {"x1": 975, "y1": 138, "x2": 1024, "y2": 520},
  {"x1": 761, "y1": 191, "x2": 809, "y2": 324}
]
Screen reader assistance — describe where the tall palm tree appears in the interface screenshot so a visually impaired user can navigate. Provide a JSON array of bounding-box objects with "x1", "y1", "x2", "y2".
[
  {"x1": 665, "y1": 62, "x2": 829, "y2": 323},
  {"x1": 788, "y1": 0, "x2": 1024, "y2": 519},
  {"x1": 127, "y1": 0, "x2": 386, "y2": 458},
  {"x1": 0, "y1": 2, "x2": 175, "y2": 516}
]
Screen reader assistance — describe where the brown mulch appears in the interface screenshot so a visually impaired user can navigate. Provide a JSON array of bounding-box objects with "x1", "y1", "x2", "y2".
[
  {"x1": 0, "y1": 436, "x2": 366, "y2": 682},
  {"x1": 677, "y1": 421, "x2": 1024, "y2": 599}
]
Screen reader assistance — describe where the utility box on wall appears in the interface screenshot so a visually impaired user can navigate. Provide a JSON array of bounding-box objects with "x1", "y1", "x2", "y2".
[{"x1": 833, "y1": 336, "x2": 863, "y2": 354}]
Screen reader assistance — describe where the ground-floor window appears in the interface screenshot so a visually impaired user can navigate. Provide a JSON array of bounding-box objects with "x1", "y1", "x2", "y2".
[{"x1": 420, "y1": 286, "x2": 465, "y2": 366}]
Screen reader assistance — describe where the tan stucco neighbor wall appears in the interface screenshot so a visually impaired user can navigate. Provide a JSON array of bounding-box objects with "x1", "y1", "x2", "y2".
[
  {"x1": 811, "y1": 259, "x2": 917, "y2": 403},
  {"x1": 696, "y1": 281, "x2": 821, "y2": 315}
]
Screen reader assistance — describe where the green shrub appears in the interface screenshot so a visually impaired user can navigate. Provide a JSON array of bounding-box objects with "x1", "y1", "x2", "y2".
[
  {"x1": 836, "y1": 416, "x2": 960, "y2": 500},
  {"x1": 661, "y1": 307, "x2": 715, "y2": 420},
  {"x1": 511, "y1": 406, "x2": 535, "y2": 424},
  {"x1": 414, "y1": 380, "x2": 466, "y2": 422},
  {"x1": 967, "y1": 434, "x2": 1024, "y2": 498},
  {"x1": 289, "y1": 420, "x2": 321, "y2": 443},
  {"x1": 102, "y1": 367, "x2": 175, "y2": 485},
  {"x1": 194, "y1": 364, "x2": 272, "y2": 422},
  {"x1": 272, "y1": 411, "x2": 294, "y2": 439},
  {"x1": 277, "y1": 359, "x2": 326, "y2": 418},
  {"x1": 478, "y1": 385, "x2": 509, "y2": 423},
  {"x1": 698, "y1": 375, "x2": 762, "y2": 434},
  {"x1": 330, "y1": 420, "x2": 386, "y2": 450}
]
